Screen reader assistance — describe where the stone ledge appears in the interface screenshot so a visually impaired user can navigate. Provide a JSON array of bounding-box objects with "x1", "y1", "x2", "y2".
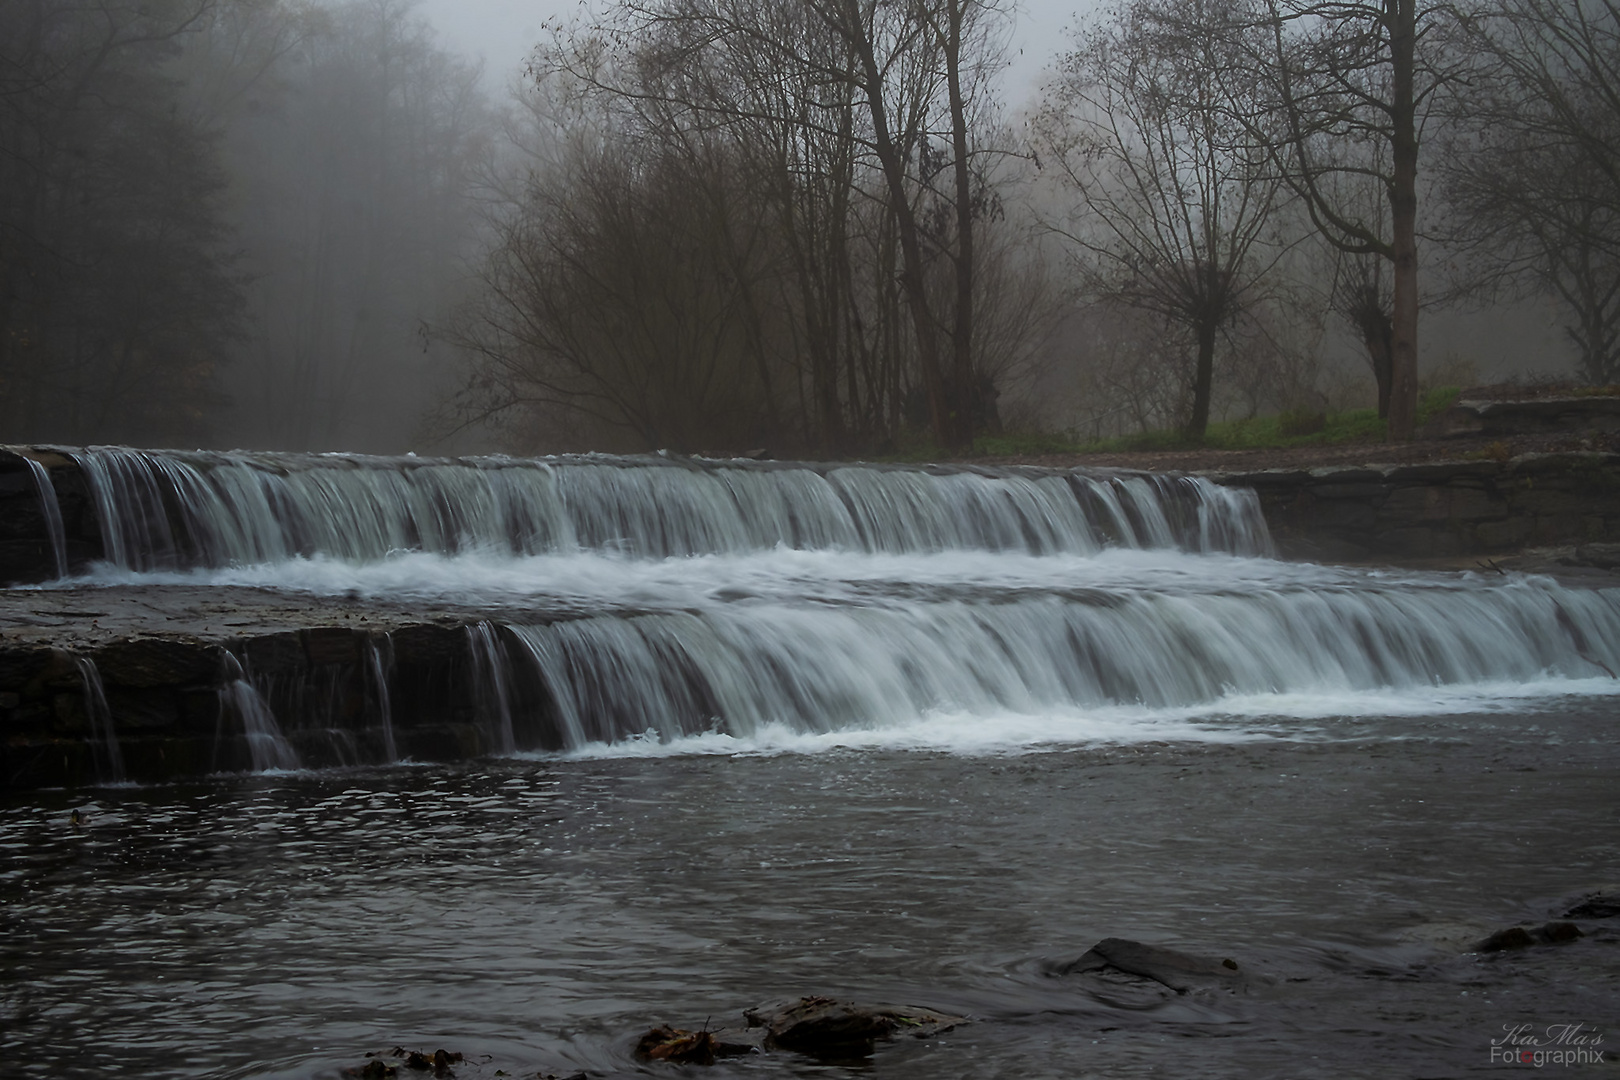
[{"x1": 1206, "y1": 453, "x2": 1620, "y2": 560}]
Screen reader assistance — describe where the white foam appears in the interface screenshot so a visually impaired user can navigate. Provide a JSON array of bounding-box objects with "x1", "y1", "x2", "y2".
[
  {"x1": 536, "y1": 677, "x2": 1619, "y2": 760},
  {"x1": 59, "y1": 545, "x2": 1511, "y2": 609}
]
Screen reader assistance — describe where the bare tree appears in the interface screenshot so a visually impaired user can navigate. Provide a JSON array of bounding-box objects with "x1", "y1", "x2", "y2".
[
  {"x1": 1037, "y1": 0, "x2": 1287, "y2": 439},
  {"x1": 517, "y1": 0, "x2": 1012, "y2": 452},
  {"x1": 452, "y1": 101, "x2": 784, "y2": 452},
  {"x1": 1229, "y1": 0, "x2": 1465, "y2": 437},
  {"x1": 1444, "y1": 0, "x2": 1620, "y2": 384}
]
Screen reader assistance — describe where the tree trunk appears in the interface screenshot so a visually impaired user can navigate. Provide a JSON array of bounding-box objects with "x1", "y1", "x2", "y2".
[
  {"x1": 1188, "y1": 317, "x2": 1216, "y2": 439},
  {"x1": 1349, "y1": 287, "x2": 1394, "y2": 418},
  {"x1": 1386, "y1": 0, "x2": 1420, "y2": 440},
  {"x1": 845, "y1": 18, "x2": 951, "y2": 447},
  {"x1": 944, "y1": 0, "x2": 975, "y2": 451}
]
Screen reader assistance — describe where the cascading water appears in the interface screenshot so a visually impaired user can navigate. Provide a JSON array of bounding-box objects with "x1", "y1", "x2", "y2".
[
  {"x1": 487, "y1": 571, "x2": 1620, "y2": 750},
  {"x1": 34, "y1": 445, "x2": 1620, "y2": 766},
  {"x1": 366, "y1": 635, "x2": 398, "y2": 762},
  {"x1": 217, "y1": 654, "x2": 301, "y2": 772},
  {"x1": 468, "y1": 622, "x2": 518, "y2": 755},
  {"x1": 24, "y1": 458, "x2": 68, "y2": 578},
  {"x1": 63, "y1": 447, "x2": 1272, "y2": 567},
  {"x1": 74, "y1": 658, "x2": 125, "y2": 784}
]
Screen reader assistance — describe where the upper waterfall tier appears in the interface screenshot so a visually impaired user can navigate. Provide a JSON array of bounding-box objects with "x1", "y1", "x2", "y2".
[{"x1": 62, "y1": 447, "x2": 1271, "y2": 569}]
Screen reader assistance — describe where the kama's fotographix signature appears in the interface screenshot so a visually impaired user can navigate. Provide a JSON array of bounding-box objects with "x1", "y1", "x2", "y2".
[{"x1": 1490, "y1": 1023, "x2": 1607, "y2": 1067}]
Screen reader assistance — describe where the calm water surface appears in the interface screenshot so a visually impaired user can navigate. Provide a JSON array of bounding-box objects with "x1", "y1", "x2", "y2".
[{"x1": 4, "y1": 704, "x2": 1617, "y2": 1080}]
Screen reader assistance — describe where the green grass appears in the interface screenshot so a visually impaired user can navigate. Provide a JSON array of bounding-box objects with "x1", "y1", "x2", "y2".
[{"x1": 884, "y1": 386, "x2": 1463, "y2": 460}]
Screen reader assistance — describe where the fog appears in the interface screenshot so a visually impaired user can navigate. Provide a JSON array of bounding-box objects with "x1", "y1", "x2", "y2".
[{"x1": 0, "y1": 0, "x2": 1608, "y2": 455}]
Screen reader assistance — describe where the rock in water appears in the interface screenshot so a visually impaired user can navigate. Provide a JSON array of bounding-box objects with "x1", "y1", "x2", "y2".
[
  {"x1": 635, "y1": 1026, "x2": 719, "y2": 1066},
  {"x1": 1476, "y1": 922, "x2": 1583, "y2": 952},
  {"x1": 1059, "y1": 938, "x2": 1245, "y2": 993},
  {"x1": 1562, "y1": 887, "x2": 1620, "y2": 920},
  {"x1": 741, "y1": 996, "x2": 968, "y2": 1057}
]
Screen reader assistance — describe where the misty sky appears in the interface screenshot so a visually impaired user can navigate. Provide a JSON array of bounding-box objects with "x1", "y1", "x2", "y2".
[{"x1": 416, "y1": 0, "x2": 1093, "y2": 104}]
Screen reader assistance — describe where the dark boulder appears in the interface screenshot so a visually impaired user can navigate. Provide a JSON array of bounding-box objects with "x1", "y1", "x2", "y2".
[{"x1": 1476, "y1": 922, "x2": 1583, "y2": 952}]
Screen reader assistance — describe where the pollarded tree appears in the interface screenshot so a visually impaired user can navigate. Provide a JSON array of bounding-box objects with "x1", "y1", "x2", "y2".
[{"x1": 1037, "y1": 0, "x2": 1287, "y2": 439}]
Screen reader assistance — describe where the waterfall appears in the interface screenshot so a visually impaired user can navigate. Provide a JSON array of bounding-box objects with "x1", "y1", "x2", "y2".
[
  {"x1": 367, "y1": 635, "x2": 398, "y2": 762},
  {"x1": 34, "y1": 443, "x2": 1620, "y2": 771},
  {"x1": 24, "y1": 458, "x2": 69, "y2": 579},
  {"x1": 445, "y1": 575, "x2": 1620, "y2": 752},
  {"x1": 467, "y1": 623, "x2": 517, "y2": 755},
  {"x1": 65, "y1": 447, "x2": 1271, "y2": 568},
  {"x1": 217, "y1": 655, "x2": 301, "y2": 772},
  {"x1": 74, "y1": 658, "x2": 125, "y2": 784}
]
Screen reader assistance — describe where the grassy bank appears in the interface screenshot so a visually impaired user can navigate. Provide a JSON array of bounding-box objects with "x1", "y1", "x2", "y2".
[{"x1": 925, "y1": 387, "x2": 1464, "y2": 460}]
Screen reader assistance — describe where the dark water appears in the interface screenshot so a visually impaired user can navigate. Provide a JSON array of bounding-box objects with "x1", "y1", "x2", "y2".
[{"x1": 4, "y1": 704, "x2": 1617, "y2": 1079}]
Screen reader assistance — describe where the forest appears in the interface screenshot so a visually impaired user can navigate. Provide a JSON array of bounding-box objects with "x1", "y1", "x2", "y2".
[{"x1": 1, "y1": 0, "x2": 1616, "y2": 456}]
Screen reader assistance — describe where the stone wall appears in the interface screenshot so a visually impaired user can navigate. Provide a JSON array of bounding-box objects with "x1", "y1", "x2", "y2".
[
  {"x1": 0, "y1": 622, "x2": 522, "y2": 789},
  {"x1": 1207, "y1": 452, "x2": 1620, "y2": 562},
  {"x1": 1421, "y1": 395, "x2": 1620, "y2": 439}
]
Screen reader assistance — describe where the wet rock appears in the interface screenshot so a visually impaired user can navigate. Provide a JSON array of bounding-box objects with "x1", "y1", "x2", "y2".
[
  {"x1": 92, "y1": 638, "x2": 222, "y2": 688},
  {"x1": 342, "y1": 1047, "x2": 464, "y2": 1078},
  {"x1": 742, "y1": 996, "x2": 967, "y2": 1056},
  {"x1": 1059, "y1": 937, "x2": 1245, "y2": 994},
  {"x1": 343, "y1": 1062, "x2": 396, "y2": 1079},
  {"x1": 242, "y1": 632, "x2": 304, "y2": 675},
  {"x1": 1563, "y1": 887, "x2": 1620, "y2": 919},
  {"x1": 1479, "y1": 926, "x2": 1536, "y2": 951},
  {"x1": 404, "y1": 1048, "x2": 462, "y2": 1075},
  {"x1": 303, "y1": 626, "x2": 364, "y2": 666},
  {"x1": 635, "y1": 1026, "x2": 719, "y2": 1066},
  {"x1": 1477, "y1": 922, "x2": 1583, "y2": 952}
]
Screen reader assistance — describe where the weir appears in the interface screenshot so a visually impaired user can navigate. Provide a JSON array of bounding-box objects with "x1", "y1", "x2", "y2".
[
  {"x1": 11, "y1": 446, "x2": 1272, "y2": 575},
  {"x1": 2, "y1": 445, "x2": 1619, "y2": 788}
]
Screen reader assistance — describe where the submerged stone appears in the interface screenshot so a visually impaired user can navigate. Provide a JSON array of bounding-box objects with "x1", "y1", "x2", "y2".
[
  {"x1": 636, "y1": 997, "x2": 966, "y2": 1066},
  {"x1": 743, "y1": 996, "x2": 967, "y2": 1056},
  {"x1": 1563, "y1": 887, "x2": 1620, "y2": 919},
  {"x1": 1059, "y1": 937, "x2": 1246, "y2": 994}
]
